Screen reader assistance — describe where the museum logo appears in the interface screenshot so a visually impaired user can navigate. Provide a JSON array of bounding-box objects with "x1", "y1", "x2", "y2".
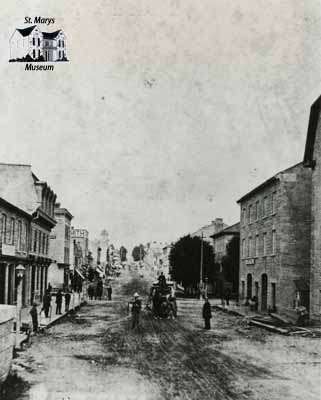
[{"x1": 9, "y1": 18, "x2": 69, "y2": 71}]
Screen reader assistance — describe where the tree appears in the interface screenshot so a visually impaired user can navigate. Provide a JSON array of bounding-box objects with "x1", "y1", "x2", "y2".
[
  {"x1": 169, "y1": 235, "x2": 214, "y2": 288},
  {"x1": 120, "y1": 246, "x2": 127, "y2": 262},
  {"x1": 221, "y1": 236, "x2": 240, "y2": 292},
  {"x1": 132, "y1": 244, "x2": 146, "y2": 262}
]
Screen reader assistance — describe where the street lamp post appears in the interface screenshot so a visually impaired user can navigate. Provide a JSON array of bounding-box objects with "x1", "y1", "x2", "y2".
[
  {"x1": 199, "y1": 233, "x2": 204, "y2": 300},
  {"x1": 15, "y1": 264, "x2": 25, "y2": 347}
]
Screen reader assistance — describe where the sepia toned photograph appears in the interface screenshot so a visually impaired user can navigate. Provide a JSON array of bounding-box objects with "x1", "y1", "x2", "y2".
[{"x1": 0, "y1": 1, "x2": 320, "y2": 399}]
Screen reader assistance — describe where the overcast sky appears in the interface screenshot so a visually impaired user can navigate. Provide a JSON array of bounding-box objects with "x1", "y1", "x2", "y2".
[{"x1": 1, "y1": 0, "x2": 321, "y2": 250}]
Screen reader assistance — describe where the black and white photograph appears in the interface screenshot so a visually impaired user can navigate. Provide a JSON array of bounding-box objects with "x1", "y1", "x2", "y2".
[{"x1": 0, "y1": 1, "x2": 321, "y2": 399}]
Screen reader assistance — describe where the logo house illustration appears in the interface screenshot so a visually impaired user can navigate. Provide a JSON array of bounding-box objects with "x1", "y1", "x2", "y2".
[{"x1": 9, "y1": 25, "x2": 68, "y2": 62}]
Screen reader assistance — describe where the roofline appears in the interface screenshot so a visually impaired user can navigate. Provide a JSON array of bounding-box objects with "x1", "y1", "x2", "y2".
[
  {"x1": 54, "y1": 208, "x2": 73, "y2": 220},
  {"x1": 237, "y1": 162, "x2": 303, "y2": 204},
  {"x1": 0, "y1": 197, "x2": 33, "y2": 220},
  {"x1": 210, "y1": 222, "x2": 240, "y2": 238},
  {"x1": 0, "y1": 162, "x2": 31, "y2": 167},
  {"x1": 303, "y1": 95, "x2": 321, "y2": 167}
]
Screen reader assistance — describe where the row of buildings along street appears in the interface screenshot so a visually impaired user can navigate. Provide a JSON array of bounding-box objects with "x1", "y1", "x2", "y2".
[
  {"x1": 1, "y1": 98, "x2": 321, "y2": 399},
  {"x1": 146, "y1": 96, "x2": 321, "y2": 325}
]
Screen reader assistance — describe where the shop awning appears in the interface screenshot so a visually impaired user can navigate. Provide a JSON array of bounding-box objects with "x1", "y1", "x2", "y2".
[{"x1": 75, "y1": 268, "x2": 85, "y2": 280}]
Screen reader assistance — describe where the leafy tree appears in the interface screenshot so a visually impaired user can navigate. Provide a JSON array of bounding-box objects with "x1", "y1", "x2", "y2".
[
  {"x1": 132, "y1": 244, "x2": 146, "y2": 262},
  {"x1": 120, "y1": 246, "x2": 127, "y2": 262},
  {"x1": 169, "y1": 235, "x2": 214, "y2": 288},
  {"x1": 221, "y1": 236, "x2": 240, "y2": 292}
]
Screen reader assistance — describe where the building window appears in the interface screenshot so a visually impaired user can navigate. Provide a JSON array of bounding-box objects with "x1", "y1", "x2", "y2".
[
  {"x1": 63, "y1": 40, "x2": 65, "y2": 47},
  {"x1": 38, "y1": 38, "x2": 40, "y2": 46},
  {"x1": 33, "y1": 229, "x2": 38, "y2": 252},
  {"x1": 271, "y1": 192, "x2": 277, "y2": 214},
  {"x1": 263, "y1": 232, "x2": 267, "y2": 256},
  {"x1": 17, "y1": 220, "x2": 22, "y2": 250},
  {"x1": 255, "y1": 234, "x2": 259, "y2": 257},
  {"x1": 46, "y1": 235, "x2": 49, "y2": 254},
  {"x1": 255, "y1": 201, "x2": 259, "y2": 220},
  {"x1": 242, "y1": 239, "x2": 246, "y2": 258},
  {"x1": 248, "y1": 205, "x2": 252, "y2": 224},
  {"x1": 263, "y1": 196, "x2": 268, "y2": 217},
  {"x1": 9, "y1": 217, "x2": 15, "y2": 245},
  {"x1": 42, "y1": 234, "x2": 46, "y2": 255},
  {"x1": 248, "y1": 236, "x2": 252, "y2": 257},
  {"x1": 1, "y1": 214, "x2": 7, "y2": 243},
  {"x1": 38, "y1": 231, "x2": 42, "y2": 254},
  {"x1": 33, "y1": 37, "x2": 35, "y2": 46},
  {"x1": 242, "y1": 208, "x2": 246, "y2": 224},
  {"x1": 272, "y1": 229, "x2": 276, "y2": 254},
  {"x1": 65, "y1": 225, "x2": 70, "y2": 240}
]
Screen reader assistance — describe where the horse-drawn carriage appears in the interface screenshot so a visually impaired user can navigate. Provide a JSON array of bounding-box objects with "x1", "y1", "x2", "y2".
[{"x1": 147, "y1": 280, "x2": 177, "y2": 319}]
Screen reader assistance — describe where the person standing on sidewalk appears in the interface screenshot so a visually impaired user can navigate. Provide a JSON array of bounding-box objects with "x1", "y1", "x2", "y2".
[
  {"x1": 65, "y1": 290, "x2": 71, "y2": 312},
  {"x1": 56, "y1": 289, "x2": 63, "y2": 315},
  {"x1": 29, "y1": 302, "x2": 38, "y2": 333},
  {"x1": 42, "y1": 290, "x2": 51, "y2": 318},
  {"x1": 107, "y1": 282, "x2": 112, "y2": 300},
  {"x1": 202, "y1": 298, "x2": 212, "y2": 329},
  {"x1": 131, "y1": 293, "x2": 142, "y2": 329}
]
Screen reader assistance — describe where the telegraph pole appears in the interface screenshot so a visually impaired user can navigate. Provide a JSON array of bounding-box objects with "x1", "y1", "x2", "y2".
[{"x1": 200, "y1": 232, "x2": 204, "y2": 299}]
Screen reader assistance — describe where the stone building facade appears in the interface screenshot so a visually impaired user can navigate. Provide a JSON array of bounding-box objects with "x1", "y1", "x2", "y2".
[
  {"x1": 211, "y1": 222, "x2": 240, "y2": 294},
  {"x1": 48, "y1": 204, "x2": 73, "y2": 289},
  {"x1": 237, "y1": 162, "x2": 311, "y2": 318},
  {"x1": 191, "y1": 218, "x2": 227, "y2": 246},
  {"x1": 303, "y1": 95, "x2": 321, "y2": 322}
]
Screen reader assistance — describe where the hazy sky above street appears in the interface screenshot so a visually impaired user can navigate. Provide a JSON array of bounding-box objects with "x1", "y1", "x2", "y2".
[{"x1": 1, "y1": 1, "x2": 321, "y2": 249}]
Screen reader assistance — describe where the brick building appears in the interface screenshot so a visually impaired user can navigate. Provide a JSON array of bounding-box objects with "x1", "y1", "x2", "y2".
[
  {"x1": 211, "y1": 222, "x2": 240, "y2": 294},
  {"x1": 0, "y1": 197, "x2": 32, "y2": 306},
  {"x1": 237, "y1": 162, "x2": 311, "y2": 318},
  {"x1": 303, "y1": 95, "x2": 321, "y2": 322},
  {"x1": 48, "y1": 204, "x2": 73, "y2": 289},
  {"x1": 0, "y1": 164, "x2": 57, "y2": 306}
]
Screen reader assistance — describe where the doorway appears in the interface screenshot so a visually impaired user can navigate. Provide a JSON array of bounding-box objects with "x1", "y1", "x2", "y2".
[
  {"x1": 247, "y1": 274, "x2": 252, "y2": 300},
  {"x1": 271, "y1": 283, "x2": 276, "y2": 311},
  {"x1": 261, "y1": 274, "x2": 268, "y2": 311}
]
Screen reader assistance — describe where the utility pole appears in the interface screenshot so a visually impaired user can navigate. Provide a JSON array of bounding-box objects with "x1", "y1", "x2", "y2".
[{"x1": 200, "y1": 232, "x2": 204, "y2": 300}]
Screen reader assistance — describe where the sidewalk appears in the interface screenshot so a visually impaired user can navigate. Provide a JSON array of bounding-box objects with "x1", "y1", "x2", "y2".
[
  {"x1": 210, "y1": 298, "x2": 321, "y2": 336},
  {"x1": 211, "y1": 298, "x2": 260, "y2": 318},
  {"x1": 16, "y1": 291, "x2": 86, "y2": 349}
]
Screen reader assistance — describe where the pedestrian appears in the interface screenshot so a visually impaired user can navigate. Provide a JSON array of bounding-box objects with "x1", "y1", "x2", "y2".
[
  {"x1": 65, "y1": 290, "x2": 71, "y2": 312},
  {"x1": 107, "y1": 282, "x2": 112, "y2": 300},
  {"x1": 56, "y1": 289, "x2": 63, "y2": 315},
  {"x1": 225, "y1": 288, "x2": 231, "y2": 306},
  {"x1": 96, "y1": 279, "x2": 103, "y2": 300},
  {"x1": 168, "y1": 294, "x2": 177, "y2": 318},
  {"x1": 202, "y1": 298, "x2": 212, "y2": 330},
  {"x1": 158, "y1": 272, "x2": 166, "y2": 289},
  {"x1": 29, "y1": 302, "x2": 38, "y2": 333},
  {"x1": 42, "y1": 289, "x2": 51, "y2": 318},
  {"x1": 47, "y1": 282, "x2": 52, "y2": 293},
  {"x1": 131, "y1": 292, "x2": 142, "y2": 329}
]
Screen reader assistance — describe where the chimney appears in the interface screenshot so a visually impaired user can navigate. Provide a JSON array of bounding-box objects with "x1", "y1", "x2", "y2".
[{"x1": 212, "y1": 218, "x2": 224, "y2": 233}]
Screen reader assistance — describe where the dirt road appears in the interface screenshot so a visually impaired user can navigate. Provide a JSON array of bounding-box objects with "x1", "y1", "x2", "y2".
[{"x1": 2, "y1": 271, "x2": 320, "y2": 400}]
